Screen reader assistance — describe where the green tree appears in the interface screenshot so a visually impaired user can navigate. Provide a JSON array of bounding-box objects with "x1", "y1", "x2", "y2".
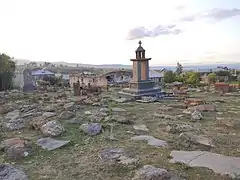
[
  {"x1": 208, "y1": 73, "x2": 217, "y2": 84},
  {"x1": 164, "y1": 70, "x2": 176, "y2": 83},
  {"x1": 0, "y1": 53, "x2": 16, "y2": 91},
  {"x1": 175, "y1": 62, "x2": 183, "y2": 75},
  {"x1": 184, "y1": 71, "x2": 200, "y2": 85}
]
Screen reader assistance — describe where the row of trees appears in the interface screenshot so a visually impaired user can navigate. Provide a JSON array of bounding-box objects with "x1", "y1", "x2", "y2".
[
  {"x1": 163, "y1": 62, "x2": 219, "y2": 86},
  {"x1": 0, "y1": 53, "x2": 16, "y2": 91}
]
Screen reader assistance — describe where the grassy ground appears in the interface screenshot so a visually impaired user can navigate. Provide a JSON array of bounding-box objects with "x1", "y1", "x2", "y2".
[{"x1": 1, "y1": 91, "x2": 240, "y2": 180}]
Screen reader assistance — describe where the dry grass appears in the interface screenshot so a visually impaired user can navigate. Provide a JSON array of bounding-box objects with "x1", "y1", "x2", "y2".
[{"x1": 1, "y1": 91, "x2": 240, "y2": 179}]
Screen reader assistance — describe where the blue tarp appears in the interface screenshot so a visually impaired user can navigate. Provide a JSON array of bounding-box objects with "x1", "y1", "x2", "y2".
[{"x1": 31, "y1": 69, "x2": 54, "y2": 76}]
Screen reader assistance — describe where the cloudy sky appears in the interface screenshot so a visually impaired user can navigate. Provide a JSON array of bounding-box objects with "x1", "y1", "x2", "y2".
[{"x1": 0, "y1": 0, "x2": 240, "y2": 65}]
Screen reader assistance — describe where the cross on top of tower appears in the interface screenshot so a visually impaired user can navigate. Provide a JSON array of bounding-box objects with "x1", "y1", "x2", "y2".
[
  {"x1": 138, "y1": 40, "x2": 142, "y2": 46},
  {"x1": 136, "y1": 40, "x2": 145, "y2": 52}
]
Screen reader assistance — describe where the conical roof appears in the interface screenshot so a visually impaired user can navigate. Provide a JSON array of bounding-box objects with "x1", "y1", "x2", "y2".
[{"x1": 135, "y1": 40, "x2": 145, "y2": 52}]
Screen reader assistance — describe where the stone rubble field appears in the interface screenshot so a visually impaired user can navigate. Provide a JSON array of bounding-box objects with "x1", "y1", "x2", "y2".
[{"x1": 0, "y1": 89, "x2": 240, "y2": 180}]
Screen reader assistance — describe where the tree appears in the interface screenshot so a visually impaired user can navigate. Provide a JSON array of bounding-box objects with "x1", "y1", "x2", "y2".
[
  {"x1": 208, "y1": 73, "x2": 217, "y2": 84},
  {"x1": 184, "y1": 71, "x2": 200, "y2": 86},
  {"x1": 0, "y1": 53, "x2": 16, "y2": 91},
  {"x1": 164, "y1": 70, "x2": 176, "y2": 83},
  {"x1": 175, "y1": 62, "x2": 183, "y2": 75}
]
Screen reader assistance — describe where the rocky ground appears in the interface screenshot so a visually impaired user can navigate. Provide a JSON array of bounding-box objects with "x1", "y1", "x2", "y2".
[{"x1": 0, "y1": 88, "x2": 240, "y2": 180}]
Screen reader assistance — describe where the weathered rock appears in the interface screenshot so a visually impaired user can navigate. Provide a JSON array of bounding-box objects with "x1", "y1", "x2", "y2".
[
  {"x1": 5, "y1": 118, "x2": 26, "y2": 130},
  {"x1": 165, "y1": 124, "x2": 196, "y2": 134},
  {"x1": 179, "y1": 132, "x2": 214, "y2": 147},
  {"x1": 36, "y1": 137, "x2": 70, "y2": 150},
  {"x1": 184, "y1": 104, "x2": 216, "y2": 114},
  {"x1": 131, "y1": 135, "x2": 168, "y2": 147},
  {"x1": 195, "y1": 104, "x2": 216, "y2": 112},
  {"x1": 137, "y1": 96, "x2": 157, "y2": 103},
  {"x1": 0, "y1": 164, "x2": 28, "y2": 180},
  {"x1": 5, "y1": 110, "x2": 20, "y2": 120},
  {"x1": 40, "y1": 120, "x2": 65, "y2": 137},
  {"x1": 0, "y1": 104, "x2": 12, "y2": 114},
  {"x1": 63, "y1": 102, "x2": 75, "y2": 111},
  {"x1": 99, "y1": 108, "x2": 110, "y2": 113},
  {"x1": 170, "y1": 150, "x2": 240, "y2": 178},
  {"x1": 115, "y1": 98, "x2": 128, "y2": 103},
  {"x1": 0, "y1": 138, "x2": 33, "y2": 160},
  {"x1": 59, "y1": 111, "x2": 75, "y2": 120},
  {"x1": 80, "y1": 123, "x2": 102, "y2": 136},
  {"x1": 132, "y1": 165, "x2": 171, "y2": 180},
  {"x1": 42, "y1": 112, "x2": 56, "y2": 119},
  {"x1": 112, "y1": 115, "x2": 131, "y2": 124},
  {"x1": 133, "y1": 124, "x2": 149, "y2": 132},
  {"x1": 84, "y1": 111, "x2": 92, "y2": 115},
  {"x1": 99, "y1": 148, "x2": 137, "y2": 165},
  {"x1": 191, "y1": 110, "x2": 203, "y2": 120},
  {"x1": 184, "y1": 98, "x2": 205, "y2": 107},
  {"x1": 29, "y1": 116, "x2": 48, "y2": 130}
]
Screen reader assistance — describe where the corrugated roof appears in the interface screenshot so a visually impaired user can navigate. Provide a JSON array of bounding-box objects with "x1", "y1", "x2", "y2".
[
  {"x1": 32, "y1": 69, "x2": 54, "y2": 76},
  {"x1": 149, "y1": 70, "x2": 163, "y2": 78}
]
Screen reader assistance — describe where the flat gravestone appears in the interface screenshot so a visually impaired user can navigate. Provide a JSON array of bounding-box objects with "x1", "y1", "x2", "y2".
[
  {"x1": 170, "y1": 150, "x2": 240, "y2": 178},
  {"x1": 36, "y1": 138, "x2": 70, "y2": 151}
]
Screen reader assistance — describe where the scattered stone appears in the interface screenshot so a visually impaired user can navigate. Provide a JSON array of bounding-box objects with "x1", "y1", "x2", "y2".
[
  {"x1": 59, "y1": 111, "x2": 75, "y2": 120},
  {"x1": 115, "y1": 98, "x2": 128, "y2": 103},
  {"x1": 179, "y1": 132, "x2": 214, "y2": 147},
  {"x1": 132, "y1": 165, "x2": 171, "y2": 180},
  {"x1": 99, "y1": 148, "x2": 137, "y2": 165},
  {"x1": 29, "y1": 116, "x2": 48, "y2": 130},
  {"x1": 40, "y1": 120, "x2": 65, "y2": 137},
  {"x1": 5, "y1": 110, "x2": 20, "y2": 120},
  {"x1": 0, "y1": 164, "x2": 28, "y2": 180},
  {"x1": 80, "y1": 123, "x2": 102, "y2": 136},
  {"x1": 111, "y1": 115, "x2": 131, "y2": 124},
  {"x1": 170, "y1": 150, "x2": 240, "y2": 178},
  {"x1": 133, "y1": 124, "x2": 149, "y2": 132},
  {"x1": 165, "y1": 124, "x2": 196, "y2": 134},
  {"x1": 5, "y1": 118, "x2": 26, "y2": 130},
  {"x1": 0, "y1": 138, "x2": 33, "y2": 160},
  {"x1": 99, "y1": 108, "x2": 110, "y2": 113},
  {"x1": 84, "y1": 111, "x2": 92, "y2": 115},
  {"x1": 191, "y1": 110, "x2": 203, "y2": 120},
  {"x1": 184, "y1": 98, "x2": 205, "y2": 107},
  {"x1": 0, "y1": 104, "x2": 12, "y2": 114},
  {"x1": 195, "y1": 104, "x2": 216, "y2": 112},
  {"x1": 137, "y1": 96, "x2": 157, "y2": 103},
  {"x1": 184, "y1": 104, "x2": 216, "y2": 115},
  {"x1": 42, "y1": 112, "x2": 56, "y2": 119},
  {"x1": 36, "y1": 137, "x2": 70, "y2": 150},
  {"x1": 63, "y1": 102, "x2": 75, "y2": 111},
  {"x1": 131, "y1": 135, "x2": 167, "y2": 147}
]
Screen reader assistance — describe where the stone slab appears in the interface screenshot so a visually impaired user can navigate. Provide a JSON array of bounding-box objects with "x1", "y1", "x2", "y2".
[{"x1": 170, "y1": 150, "x2": 240, "y2": 178}]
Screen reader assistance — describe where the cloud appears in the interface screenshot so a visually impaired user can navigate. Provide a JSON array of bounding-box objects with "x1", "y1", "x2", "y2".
[
  {"x1": 175, "y1": 5, "x2": 186, "y2": 11},
  {"x1": 180, "y1": 8, "x2": 240, "y2": 22},
  {"x1": 127, "y1": 24, "x2": 182, "y2": 40}
]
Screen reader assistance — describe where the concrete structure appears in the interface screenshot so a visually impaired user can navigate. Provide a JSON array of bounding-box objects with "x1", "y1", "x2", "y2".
[
  {"x1": 69, "y1": 73, "x2": 97, "y2": 88},
  {"x1": 119, "y1": 41, "x2": 162, "y2": 98},
  {"x1": 13, "y1": 68, "x2": 36, "y2": 92}
]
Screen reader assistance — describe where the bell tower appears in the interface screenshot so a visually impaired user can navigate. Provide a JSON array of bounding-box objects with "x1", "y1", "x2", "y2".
[{"x1": 119, "y1": 41, "x2": 161, "y2": 98}]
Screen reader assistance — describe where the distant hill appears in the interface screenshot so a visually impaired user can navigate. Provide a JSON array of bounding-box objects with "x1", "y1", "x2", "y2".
[{"x1": 14, "y1": 59, "x2": 240, "y2": 70}]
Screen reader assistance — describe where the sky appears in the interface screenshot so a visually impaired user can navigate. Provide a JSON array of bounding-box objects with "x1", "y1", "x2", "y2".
[{"x1": 0, "y1": 0, "x2": 240, "y2": 66}]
